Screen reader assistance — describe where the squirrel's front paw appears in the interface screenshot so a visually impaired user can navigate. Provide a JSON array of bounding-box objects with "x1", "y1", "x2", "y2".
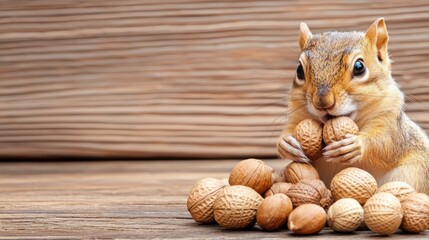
[
  {"x1": 277, "y1": 134, "x2": 310, "y2": 163},
  {"x1": 323, "y1": 134, "x2": 364, "y2": 165}
]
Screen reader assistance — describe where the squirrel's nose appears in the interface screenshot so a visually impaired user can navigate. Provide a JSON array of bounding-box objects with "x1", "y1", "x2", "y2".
[
  {"x1": 313, "y1": 90, "x2": 335, "y2": 110},
  {"x1": 314, "y1": 98, "x2": 335, "y2": 110}
]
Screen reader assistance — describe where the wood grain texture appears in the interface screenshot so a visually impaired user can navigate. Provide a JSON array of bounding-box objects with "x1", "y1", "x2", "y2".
[
  {"x1": 1, "y1": 1, "x2": 429, "y2": 158},
  {"x1": 0, "y1": 160, "x2": 427, "y2": 239}
]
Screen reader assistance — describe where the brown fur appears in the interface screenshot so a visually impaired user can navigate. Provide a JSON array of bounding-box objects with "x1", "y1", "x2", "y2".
[{"x1": 278, "y1": 19, "x2": 429, "y2": 193}]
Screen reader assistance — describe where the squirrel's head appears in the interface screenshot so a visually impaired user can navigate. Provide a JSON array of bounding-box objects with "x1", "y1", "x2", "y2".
[{"x1": 292, "y1": 18, "x2": 400, "y2": 123}]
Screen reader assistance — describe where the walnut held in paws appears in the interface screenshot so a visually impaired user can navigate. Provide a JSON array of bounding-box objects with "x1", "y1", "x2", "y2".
[
  {"x1": 283, "y1": 162, "x2": 320, "y2": 184},
  {"x1": 288, "y1": 204, "x2": 326, "y2": 235},
  {"x1": 229, "y1": 158, "x2": 273, "y2": 194},
  {"x1": 293, "y1": 119, "x2": 323, "y2": 159},
  {"x1": 214, "y1": 185, "x2": 263, "y2": 229},
  {"x1": 323, "y1": 116, "x2": 359, "y2": 145},
  {"x1": 256, "y1": 193, "x2": 293, "y2": 231},
  {"x1": 364, "y1": 192, "x2": 403, "y2": 235},
  {"x1": 330, "y1": 167, "x2": 377, "y2": 205},
  {"x1": 401, "y1": 193, "x2": 429, "y2": 233},
  {"x1": 187, "y1": 178, "x2": 228, "y2": 223},
  {"x1": 327, "y1": 198, "x2": 364, "y2": 232}
]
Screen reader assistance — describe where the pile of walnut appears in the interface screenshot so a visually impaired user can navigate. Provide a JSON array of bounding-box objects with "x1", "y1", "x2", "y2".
[{"x1": 187, "y1": 117, "x2": 429, "y2": 235}]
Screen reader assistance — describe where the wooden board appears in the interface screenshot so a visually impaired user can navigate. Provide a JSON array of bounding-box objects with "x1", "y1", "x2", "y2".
[
  {"x1": 0, "y1": 159, "x2": 428, "y2": 239},
  {"x1": 1, "y1": 1, "x2": 429, "y2": 158}
]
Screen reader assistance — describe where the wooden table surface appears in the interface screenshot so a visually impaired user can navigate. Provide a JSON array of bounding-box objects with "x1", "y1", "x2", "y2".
[{"x1": 1, "y1": 160, "x2": 428, "y2": 239}]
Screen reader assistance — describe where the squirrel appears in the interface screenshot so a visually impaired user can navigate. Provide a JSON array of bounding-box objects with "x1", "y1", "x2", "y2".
[{"x1": 277, "y1": 18, "x2": 429, "y2": 194}]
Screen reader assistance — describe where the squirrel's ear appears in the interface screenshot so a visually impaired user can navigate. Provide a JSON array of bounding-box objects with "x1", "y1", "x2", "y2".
[
  {"x1": 365, "y1": 18, "x2": 389, "y2": 61},
  {"x1": 299, "y1": 22, "x2": 312, "y2": 51}
]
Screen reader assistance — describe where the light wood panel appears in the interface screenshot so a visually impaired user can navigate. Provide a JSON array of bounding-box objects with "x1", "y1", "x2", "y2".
[{"x1": 1, "y1": 0, "x2": 429, "y2": 158}]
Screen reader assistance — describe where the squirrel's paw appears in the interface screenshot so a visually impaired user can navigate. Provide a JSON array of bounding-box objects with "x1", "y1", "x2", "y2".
[
  {"x1": 277, "y1": 134, "x2": 310, "y2": 163},
  {"x1": 322, "y1": 134, "x2": 363, "y2": 165}
]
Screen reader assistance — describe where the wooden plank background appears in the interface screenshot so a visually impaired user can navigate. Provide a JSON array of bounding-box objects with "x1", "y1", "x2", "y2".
[{"x1": 0, "y1": 0, "x2": 429, "y2": 158}]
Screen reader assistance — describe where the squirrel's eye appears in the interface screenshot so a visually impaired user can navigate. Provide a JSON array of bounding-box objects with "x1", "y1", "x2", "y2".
[
  {"x1": 353, "y1": 59, "x2": 366, "y2": 77},
  {"x1": 296, "y1": 63, "x2": 305, "y2": 80}
]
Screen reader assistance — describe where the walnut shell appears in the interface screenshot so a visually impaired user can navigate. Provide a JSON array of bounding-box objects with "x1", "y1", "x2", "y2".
[
  {"x1": 293, "y1": 119, "x2": 323, "y2": 158},
  {"x1": 376, "y1": 181, "x2": 416, "y2": 203},
  {"x1": 214, "y1": 185, "x2": 263, "y2": 229},
  {"x1": 283, "y1": 162, "x2": 320, "y2": 184},
  {"x1": 364, "y1": 192, "x2": 403, "y2": 235},
  {"x1": 327, "y1": 198, "x2": 364, "y2": 232},
  {"x1": 187, "y1": 178, "x2": 228, "y2": 223},
  {"x1": 286, "y1": 179, "x2": 333, "y2": 211},
  {"x1": 330, "y1": 167, "x2": 377, "y2": 205},
  {"x1": 323, "y1": 116, "x2": 358, "y2": 145},
  {"x1": 288, "y1": 204, "x2": 326, "y2": 235},
  {"x1": 256, "y1": 193, "x2": 293, "y2": 231},
  {"x1": 229, "y1": 158, "x2": 273, "y2": 194},
  {"x1": 264, "y1": 182, "x2": 293, "y2": 198},
  {"x1": 401, "y1": 193, "x2": 429, "y2": 233}
]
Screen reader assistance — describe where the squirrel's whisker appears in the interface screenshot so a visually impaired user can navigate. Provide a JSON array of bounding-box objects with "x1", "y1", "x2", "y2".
[
  {"x1": 403, "y1": 94, "x2": 429, "y2": 113},
  {"x1": 266, "y1": 104, "x2": 307, "y2": 137},
  {"x1": 250, "y1": 97, "x2": 288, "y2": 112}
]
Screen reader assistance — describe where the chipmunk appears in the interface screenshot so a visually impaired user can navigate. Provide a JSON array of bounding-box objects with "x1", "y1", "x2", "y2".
[{"x1": 277, "y1": 18, "x2": 429, "y2": 194}]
